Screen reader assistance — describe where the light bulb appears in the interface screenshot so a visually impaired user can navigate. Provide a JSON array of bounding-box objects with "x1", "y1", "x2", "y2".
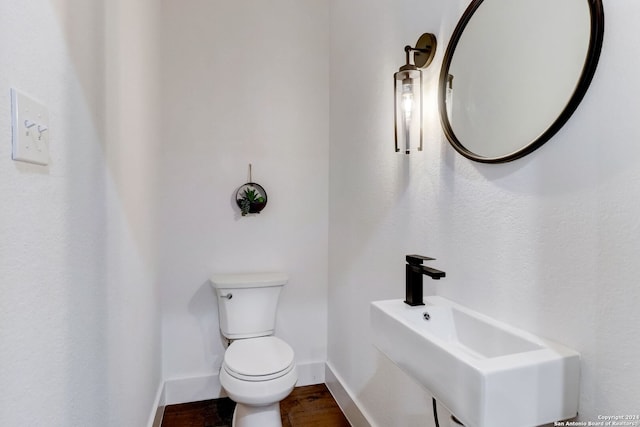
[{"x1": 402, "y1": 82, "x2": 414, "y2": 123}]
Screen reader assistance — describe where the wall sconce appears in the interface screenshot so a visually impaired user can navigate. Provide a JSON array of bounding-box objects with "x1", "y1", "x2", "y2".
[{"x1": 394, "y1": 33, "x2": 437, "y2": 154}]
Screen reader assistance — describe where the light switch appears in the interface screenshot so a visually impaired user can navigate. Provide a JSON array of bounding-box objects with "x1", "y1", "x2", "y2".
[{"x1": 11, "y1": 88, "x2": 50, "y2": 165}]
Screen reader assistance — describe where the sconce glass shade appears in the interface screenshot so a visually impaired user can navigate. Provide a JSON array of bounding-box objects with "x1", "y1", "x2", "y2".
[{"x1": 394, "y1": 65, "x2": 423, "y2": 153}]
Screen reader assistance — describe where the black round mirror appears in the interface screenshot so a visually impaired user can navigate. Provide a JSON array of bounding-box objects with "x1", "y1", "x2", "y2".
[{"x1": 439, "y1": 0, "x2": 604, "y2": 163}]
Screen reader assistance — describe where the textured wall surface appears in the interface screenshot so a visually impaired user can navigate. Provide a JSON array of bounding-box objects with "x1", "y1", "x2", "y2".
[
  {"x1": 157, "y1": 0, "x2": 329, "y2": 392},
  {"x1": 328, "y1": 0, "x2": 640, "y2": 425},
  {"x1": 0, "y1": 1, "x2": 162, "y2": 426},
  {"x1": 3, "y1": 1, "x2": 638, "y2": 425}
]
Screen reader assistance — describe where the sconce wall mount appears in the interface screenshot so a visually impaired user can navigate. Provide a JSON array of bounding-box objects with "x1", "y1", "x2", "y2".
[
  {"x1": 412, "y1": 33, "x2": 437, "y2": 69},
  {"x1": 394, "y1": 33, "x2": 437, "y2": 154}
]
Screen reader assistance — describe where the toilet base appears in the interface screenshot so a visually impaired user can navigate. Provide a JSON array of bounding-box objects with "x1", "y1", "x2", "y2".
[{"x1": 232, "y1": 401, "x2": 282, "y2": 427}]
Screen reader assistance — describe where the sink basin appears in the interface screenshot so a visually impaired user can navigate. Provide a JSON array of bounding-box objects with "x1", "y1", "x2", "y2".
[{"x1": 371, "y1": 297, "x2": 580, "y2": 427}]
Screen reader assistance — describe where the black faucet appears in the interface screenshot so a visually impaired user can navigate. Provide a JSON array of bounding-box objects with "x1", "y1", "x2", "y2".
[{"x1": 405, "y1": 255, "x2": 446, "y2": 306}]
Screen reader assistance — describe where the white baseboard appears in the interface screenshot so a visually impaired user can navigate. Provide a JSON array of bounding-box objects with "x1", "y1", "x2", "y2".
[
  {"x1": 296, "y1": 360, "x2": 326, "y2": 385},
  {"x1": 146, "y1": 380, "x2": 166, "y2": 427},
  {"x1": 163, "y1": 361, "x2": 326, "y2": 406},
  {"x1": 164, "y1": 374, "x2": 223, "y2": 406},
  {"x1": 325, "y1": 361, "x2": 374, "y2": 427},
  {"x1": 150, "y1": 361, "x2": 372, "y2": 426}
]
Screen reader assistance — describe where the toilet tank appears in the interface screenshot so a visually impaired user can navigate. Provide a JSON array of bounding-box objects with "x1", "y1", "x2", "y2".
[{"x1": 210, "y1": 272, "x2": 288, "y2": 339}]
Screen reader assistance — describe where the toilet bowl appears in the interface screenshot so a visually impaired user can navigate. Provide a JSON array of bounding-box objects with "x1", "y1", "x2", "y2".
[
  {"x1": 220, "y1": 337, "x2": 297, "y2": 427},
  {"x1": 210, "y1": 273, "x2": 297, "y2": 427}
]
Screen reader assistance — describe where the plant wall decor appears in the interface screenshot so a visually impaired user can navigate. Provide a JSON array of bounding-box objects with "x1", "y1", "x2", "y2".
[{"x1": 235, "y1": 164, "x2": 268, "y2": 216}]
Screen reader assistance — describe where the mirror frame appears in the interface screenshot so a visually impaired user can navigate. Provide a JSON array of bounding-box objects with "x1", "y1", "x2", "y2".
[{"x1": 438, "y1": 0, "x2": 605, "y2": 163}]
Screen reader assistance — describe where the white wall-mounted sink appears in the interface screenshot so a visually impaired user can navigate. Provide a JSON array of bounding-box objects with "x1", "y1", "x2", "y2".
[{"x1": 371, "y1": 297, "x2": 580, "y2": 427}]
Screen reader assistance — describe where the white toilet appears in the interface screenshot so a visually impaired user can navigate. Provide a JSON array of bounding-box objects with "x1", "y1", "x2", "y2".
[{"x1": 210, "y1": 272, "x2": 297, "y2": 427}]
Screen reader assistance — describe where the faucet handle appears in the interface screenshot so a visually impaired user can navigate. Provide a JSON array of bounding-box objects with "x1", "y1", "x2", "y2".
[{"x1": 406, "y1": 254, "x2": 435, "y2": 265}]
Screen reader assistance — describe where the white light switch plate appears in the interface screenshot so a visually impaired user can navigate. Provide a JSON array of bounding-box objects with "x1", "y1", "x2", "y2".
[{"x1": 11, "y1": 88, "x2": 50, "y2": 165}]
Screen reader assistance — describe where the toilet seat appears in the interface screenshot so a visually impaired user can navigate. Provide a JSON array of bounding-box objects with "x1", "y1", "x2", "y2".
[{"x1": 224, "y1": 336, "x2": 295, "y2": 382}]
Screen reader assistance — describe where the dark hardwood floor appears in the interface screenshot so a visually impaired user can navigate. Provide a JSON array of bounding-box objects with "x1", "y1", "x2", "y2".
[{"x1": 162, "y1": 384, "x2": 351, "y2": 427}]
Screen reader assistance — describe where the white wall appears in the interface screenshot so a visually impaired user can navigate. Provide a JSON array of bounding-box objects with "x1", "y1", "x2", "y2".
[
  {"x1": 0, "y1": 1, "x2": 161, "y2": 426},
  {"x1": 5, "y1": 1, "x2": 637, "y2": 425},
  {"x1": 329, "y1": 0, "x2": 640, "y2": 426},
  {"x1": 158, "y1": 0, "x2": 329, "y2": 401}
]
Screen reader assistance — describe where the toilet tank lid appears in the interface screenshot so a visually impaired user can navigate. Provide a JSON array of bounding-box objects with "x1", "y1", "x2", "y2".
[{"x1": 210, "y1": 272, "x2": 289, "y2": 289}]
